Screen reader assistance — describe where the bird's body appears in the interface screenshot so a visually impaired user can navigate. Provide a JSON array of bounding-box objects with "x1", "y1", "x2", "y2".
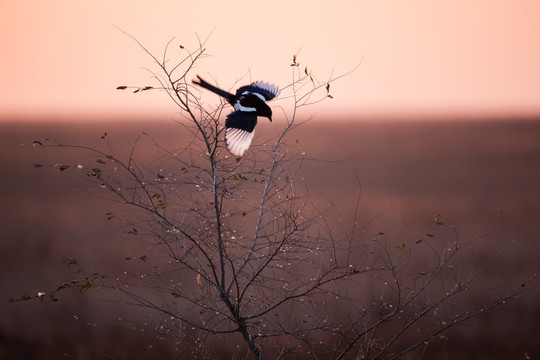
[{"x1": 192, "y1": 75, "x2": 279, "y2": 157}]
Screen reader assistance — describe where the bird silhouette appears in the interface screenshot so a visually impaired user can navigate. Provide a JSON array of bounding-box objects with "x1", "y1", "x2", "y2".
[{"x1": 192, "y1": 75, "x2": 280, "y2": 157}]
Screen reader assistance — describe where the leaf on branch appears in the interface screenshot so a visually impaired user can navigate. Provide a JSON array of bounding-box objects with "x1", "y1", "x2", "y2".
[
  {"x1": 17, "y1": 293, "x2": 31, "y2": 302},
  {"x1": 157, "y1": 172, "x2": 164, "y2": 179},
  {"x1": 171, "y1": 292, "x2": 181, "y2": 299},
  {"x1": 59, "y1": 165, "x2": 69, "y2": 171},
  {"x1": 96, "y1": 159, "x2": 106, "y2": 164},
  {"x1": 116, "y1": 86, "x2": 128, "y2": 90},
  {"x1": 291, "y1": 54, "x2": 299, "y2": 67},
  {"x1": 139, "y1": 255, "x2": 147, "y2": 262},
  {"x1": 63, "y1": 258, "x2": 78, "y2": 266},
  {"x1": 105, "y1": 212, "x2": 115, "y2": 220},
  {"x1": 32, "y1": 140, "x2": 43, "y2": 146},
  {"x1": 397, "y1": 243, "x2": 406, "y2": 250},
  {"x1": 87, "y1": 167, "x2": 102, "y2": 179},
  {"x1": 71, "y1": 278, "x2": 91, "y2": 291},
  {"x1": 142, "y1": 86, "x2": 153, "y2": 91},
  {"x1": 133, "y1": 89, "x2": 140, "y2": 93},
  {"x1": 100, "y1": 132, "x2": 108, "y2": 139},
  {"x1": 179, "y1": 45, "x2": 184, "y2": 49},
  {"x1": 325, "y1": 83, "x2": 333, "y2": 98},
  {"x1": 34, "y1": 163, "x2": 43, "y2": 168},
  {"x1": 79, "y1": 279, "x2": 91, "y2": 291},
  {"x1": 416, "y1": 239, "x2": 423, "y2": 244},
  {"x1": 196, "y1": 273, "x2": 203, "y2": 289},
  {"x1": 57, "y1": 283, "x2": 69, "y2": 291},
  {"x1": 156, "y1": 201, "x2": 167, "y2": 209}
]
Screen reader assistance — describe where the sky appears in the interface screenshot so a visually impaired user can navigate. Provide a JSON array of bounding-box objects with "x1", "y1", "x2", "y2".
[{"x1": 1, "y1": 0, "x2": 540, "y2": 122}]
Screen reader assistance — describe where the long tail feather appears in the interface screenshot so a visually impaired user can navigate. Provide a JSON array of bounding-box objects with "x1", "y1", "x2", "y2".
[{"x1": 192, "y1": 75, "x2": 234, "y2": 100}]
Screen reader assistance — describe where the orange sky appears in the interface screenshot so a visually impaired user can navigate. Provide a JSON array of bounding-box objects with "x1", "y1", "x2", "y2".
[{"x1": 1, "y1": 0, "x2": 540, "y2": 121}]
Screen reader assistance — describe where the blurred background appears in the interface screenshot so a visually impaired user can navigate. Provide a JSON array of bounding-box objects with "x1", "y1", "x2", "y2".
[
  {"x1": 1, "y1": 0, "x2": 540, "y2": 121},
  {"x1": 1, "y1": 1, "x2": 540, "y2": 359}
]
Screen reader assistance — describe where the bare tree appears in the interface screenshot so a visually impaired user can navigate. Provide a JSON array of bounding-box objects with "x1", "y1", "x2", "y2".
[{"x1": 17, "y1": 35, "x2": 533, "y2": 359}]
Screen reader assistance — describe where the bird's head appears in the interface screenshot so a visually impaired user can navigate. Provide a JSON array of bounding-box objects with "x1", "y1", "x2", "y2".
[{"x1": 259, "y1": 104, "x2": 273, "y2": 122}]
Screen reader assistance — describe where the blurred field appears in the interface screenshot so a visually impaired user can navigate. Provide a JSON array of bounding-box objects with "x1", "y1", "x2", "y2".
[{"x1": 1, "y1": 118, "x2": 540, "y2": 359}]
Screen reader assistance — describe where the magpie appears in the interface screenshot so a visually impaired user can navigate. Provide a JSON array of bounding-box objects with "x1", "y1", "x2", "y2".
[{"x1": 192, "y1": 75, "x2": 280, "y2": 157}]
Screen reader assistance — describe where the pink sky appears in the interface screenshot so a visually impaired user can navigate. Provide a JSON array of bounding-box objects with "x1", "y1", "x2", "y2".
[{"x1": 1, "y1": 0, "x2": 539, "y2": 121}]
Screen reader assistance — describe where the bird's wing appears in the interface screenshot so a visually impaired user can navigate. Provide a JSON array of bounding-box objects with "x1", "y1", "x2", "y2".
[
  {"x1": 225, "y1": 110, "x2": 258, "y2": 132},
  {"x1": 225, "y1": 111, "x2": 258, "y2": 157},
  {"x1": 236, "y1": 82, "x2": 280, "y2": 101}
]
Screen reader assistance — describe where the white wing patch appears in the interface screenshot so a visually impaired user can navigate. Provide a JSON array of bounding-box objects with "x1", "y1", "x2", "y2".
[
  {"x1": 251, "y1": 82, "x2": 280, "y2": 99},
  {"x1": 226, "y1": 128, "x2": 255, "y2": 157},
  {"x1": 233, "y1": 101, "x2": 256, "y2": 112},
  {"x1": 242, "y1": 91, "x2": 266, "y2": 102}
]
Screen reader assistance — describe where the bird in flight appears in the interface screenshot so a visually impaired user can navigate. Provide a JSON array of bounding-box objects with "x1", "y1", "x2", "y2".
[{"x1": 192, "y1": 75, "x2": 280, "y2": 157}]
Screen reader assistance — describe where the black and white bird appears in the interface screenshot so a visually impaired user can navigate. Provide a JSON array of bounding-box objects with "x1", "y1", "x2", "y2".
[{"x1": 192, "y1": 75, "x2": 280, "y2": 157}]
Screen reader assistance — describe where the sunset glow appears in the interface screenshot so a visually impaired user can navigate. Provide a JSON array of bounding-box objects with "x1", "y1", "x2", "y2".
[{"x1": 1, "y1": 0, "x2": 539, "y2": 121}]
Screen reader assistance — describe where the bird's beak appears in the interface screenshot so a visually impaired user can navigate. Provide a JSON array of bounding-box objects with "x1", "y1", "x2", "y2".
[{"x1": 268, "y1": 116, "x2": 272, "y2": 122}]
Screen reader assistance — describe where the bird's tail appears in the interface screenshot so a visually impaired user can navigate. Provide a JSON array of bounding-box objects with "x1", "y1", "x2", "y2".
[{"x1": 192, "y1": 75, "x2": 234, "y2": 99}]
